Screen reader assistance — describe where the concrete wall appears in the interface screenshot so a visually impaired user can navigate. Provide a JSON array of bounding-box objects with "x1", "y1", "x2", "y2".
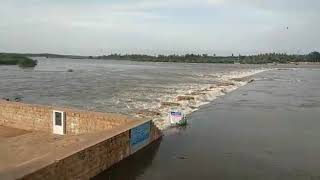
[
  {"x1": 0, "y1": 100, "x2": 163, "y2": 179},
  {"x1": 20, "y1": 120, "x2": 162, "y2": 180},
  {"x1": 0, "y1": 100, "x2": 131, "y2": 135}
]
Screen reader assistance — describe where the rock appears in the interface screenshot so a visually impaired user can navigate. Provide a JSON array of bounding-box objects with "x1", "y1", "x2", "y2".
[
  {"x1": 2, "y1": 96, "x2": 23, "y2": 102},
  {"x1": 175, "y1": 155, "x2": 189, "y2": 160},
  {"x1": 13, "y1": 96, "x2": 23, "y2": 102},
  {"x1": 161, "y1": 102, "x2": 180, "y2": 107},
  {"x1": 209, "y1": 85, "x2": 217, "y2": 89},
  {"x1": 136, "y1": 110, "x2": 161, "y2": 116},
  {"x1": 221, "y1": 89, "x2": 227, "y2": 94},
  {"x1": 189, "y1": 91, "x2": 206, "y2": 95},
  {"x1": 248, "y1": 79, "x2": 255, "y2": 83},
  {"x1": 231, "y1": 77, "x2": 247, "y2": 82},
  {"x1": 189, "y1": 90, "x2": 207, "y2": 95},
  {"x1": 177, "y1": 96, "x2": 195, "y2": 101},
  {"x1": 231, "y1": 77, "x2": 254, "y2": 83},
  {"x1": 216, "y1": 81, "x2": 235, "y2": 86}
]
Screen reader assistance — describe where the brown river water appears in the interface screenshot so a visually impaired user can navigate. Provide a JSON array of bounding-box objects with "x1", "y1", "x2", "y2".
[{"x1": 0, "y1": 58, "x2": 267, "y2": 129}]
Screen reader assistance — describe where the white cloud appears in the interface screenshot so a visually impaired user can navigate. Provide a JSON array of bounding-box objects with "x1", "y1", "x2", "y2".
[
  {"x1": 207, "y1": 0, "x2": 225, "y2": 5},
  {"x1": 0, "y1": 0, "x2": 319, "y2": 55}
]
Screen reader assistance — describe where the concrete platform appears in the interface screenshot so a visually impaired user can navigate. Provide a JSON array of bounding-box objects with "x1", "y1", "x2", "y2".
[
  {"x1": 0, "y1": 126, "x2": 30, "y2": 139},
  {"x1": 0, "y1": 118, "x2": 160, "y2": 180},
  {"x1": 0, "y1": 125, "x2": 72, "y2": 176},
  {"x1": 0, "y1": 100, "x2": 162, "y2": 179}
]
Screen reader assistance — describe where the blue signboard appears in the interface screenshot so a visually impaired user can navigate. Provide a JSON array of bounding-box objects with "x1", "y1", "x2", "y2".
[
  {"x1": 171, "y1": 111, "x2": 182, "y2": 116},
  {"x1": 130, "y1": 121, "x2": 151, "y2": 153}
]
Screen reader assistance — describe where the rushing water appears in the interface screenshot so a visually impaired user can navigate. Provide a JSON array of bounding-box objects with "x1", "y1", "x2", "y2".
[{"x1": 0, "y1": 58, "x2": 267, "y2": 128}]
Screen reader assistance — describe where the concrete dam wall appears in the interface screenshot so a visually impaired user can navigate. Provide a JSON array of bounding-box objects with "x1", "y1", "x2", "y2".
[{"x1": 0, "y1": 100, "x2": 162, "y2": 180}]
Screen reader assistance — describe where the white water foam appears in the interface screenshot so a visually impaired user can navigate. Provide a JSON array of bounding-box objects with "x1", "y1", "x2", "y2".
[{"x1": 134, "y1": 69, "x2": 270, "y2": 130}]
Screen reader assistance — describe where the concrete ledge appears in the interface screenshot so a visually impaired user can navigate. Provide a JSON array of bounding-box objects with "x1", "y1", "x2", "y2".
[
  {"x1": 0, "y1": 100, "x2": 136, "y2": 135},
  {"x1": 0, "y1": 101, "x2": 162, "y2": 180}
]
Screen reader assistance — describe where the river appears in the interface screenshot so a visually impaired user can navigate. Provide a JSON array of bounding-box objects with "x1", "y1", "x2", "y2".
[{"x1": 0, "y1": 58, "x2": 268, "y2": 129}]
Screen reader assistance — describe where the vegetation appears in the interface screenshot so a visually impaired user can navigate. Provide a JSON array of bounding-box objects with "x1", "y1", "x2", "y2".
[
  {"x1": 306, "y1": 51, "x2": 320, "y2": 62},
  {"x1": 1, "y1": 51, "x2": 320, "y2": 65},
  {"x1": 96, "y1": 54, "x2": 237, "y2": 63},
  {"x1": 0, "y1": 54, "x2": 38, "y2": 67},
  {"x1": 239, "y1": 53, "x2": 302, "y2": 64},
  {"x1": 95, "y1": 52, "x2": 320, "y2": 64},
  {"x1": 238, "y1": 52, "x2": 319, "y2": 64},
  {"x1": 25, "y1": 53, "x2": 88, "y2": 59}
]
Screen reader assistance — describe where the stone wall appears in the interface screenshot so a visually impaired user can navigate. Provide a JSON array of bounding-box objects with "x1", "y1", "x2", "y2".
[
  {"x1": 0, "y1": 100, "x2": 131, "y2": 135},
  {"x1": 20, "y1": 121, "x2": 162, "y2": 180}
]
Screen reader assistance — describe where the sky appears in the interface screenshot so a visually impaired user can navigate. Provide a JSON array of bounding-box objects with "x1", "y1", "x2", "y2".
[{"x1": 0, "y1": 0, "x2": 319, "y2": 56}]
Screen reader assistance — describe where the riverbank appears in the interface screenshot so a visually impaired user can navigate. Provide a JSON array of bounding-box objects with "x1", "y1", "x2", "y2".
[{"x1": 94, "y1": 67, "x2": 320, "y2": 180}]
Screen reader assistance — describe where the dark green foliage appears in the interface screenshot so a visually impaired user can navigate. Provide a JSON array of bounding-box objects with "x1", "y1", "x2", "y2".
[
  {"x1": 96, "y1": 52, "x2": 320, "y2": 64},
  {"x1": 0, "y1": 54, "x2": 38, "y2": 67},
  {"x1": 239, "y1": 53, "x2": 301, "y2": 64},
  {"x1": 96, "y1": 54, "x2": 237, "y2": 64},
  {"x1": 1, "y1": 51, "x2": 319, "y2": 64},
  {"x1": 306, "y1": 52, "x2": 320, "y2": 62},
  {"x1": 18, "y1": 58, "x2": 38, "y2": 67}
]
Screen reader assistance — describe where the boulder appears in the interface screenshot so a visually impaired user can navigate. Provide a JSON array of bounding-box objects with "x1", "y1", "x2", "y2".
[
  {"x1": 161, "y1": 102, "x2": 180, "y2": 107},
  {"x1": 177, "y1": 96, "x2": 195, "y2": 101}
]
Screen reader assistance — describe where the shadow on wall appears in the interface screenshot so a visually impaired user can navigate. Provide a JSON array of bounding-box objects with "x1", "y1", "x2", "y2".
[{"x1": 93, "y1": 139, "x2": 162, "y2": 180}]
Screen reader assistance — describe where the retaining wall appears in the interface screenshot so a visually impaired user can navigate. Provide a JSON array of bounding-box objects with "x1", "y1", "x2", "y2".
[
  {"x1": 0, "y1": 100, "x2": 131, "y2": 135},
  {"x1": 20, "y1": 120, "x2": 162, "y2": 180}
]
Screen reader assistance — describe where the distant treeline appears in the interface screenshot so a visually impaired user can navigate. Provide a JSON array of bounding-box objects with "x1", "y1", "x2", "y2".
[
  {"x1": 0, "y1": 53, "x2": 37, "y2": 67},
  {"x1": 17, "y1": 53, "x2": 88, "y2": 59},
  {"x1": 1, "y1": 51, "x2": 320, "y2": 64},
  {"x1": 95, "y1": 51, "x2": 320, "y2": 64}
]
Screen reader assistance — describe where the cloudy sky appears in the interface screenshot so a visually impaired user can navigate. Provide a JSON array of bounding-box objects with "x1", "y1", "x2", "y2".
[{"x1": 0, "y1": 0, "x2": 319, "y2": 55}]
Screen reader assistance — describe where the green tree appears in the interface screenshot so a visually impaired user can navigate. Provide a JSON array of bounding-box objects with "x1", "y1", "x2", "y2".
[{"x1": 306, "y1": 51, "x2": 320, "y2": 62}]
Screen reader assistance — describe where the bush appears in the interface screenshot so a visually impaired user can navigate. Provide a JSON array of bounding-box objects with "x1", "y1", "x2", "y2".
[
  {"x1": 18, "y1": 58, "x2": 38, "y2": 67},
  {"x1": 0, "y1": 54, "x2": 38, "y2": 68},
  {"x1": 306, "y1": 52, "x2": 320, "y2": 62}
]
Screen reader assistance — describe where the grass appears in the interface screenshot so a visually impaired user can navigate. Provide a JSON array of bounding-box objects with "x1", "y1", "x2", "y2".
[{"x1": 177, "y1": 119, "x2": 188, "y2": 127}]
